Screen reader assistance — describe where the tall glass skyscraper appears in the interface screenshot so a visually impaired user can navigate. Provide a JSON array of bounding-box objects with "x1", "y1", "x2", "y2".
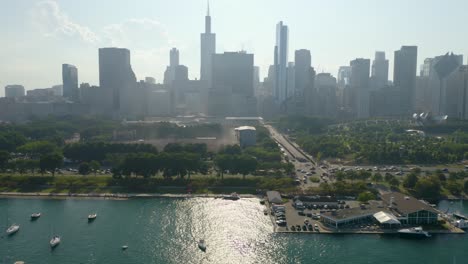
[{"x1": 274, "y1": 21, "x2": 288, "y2": 105}]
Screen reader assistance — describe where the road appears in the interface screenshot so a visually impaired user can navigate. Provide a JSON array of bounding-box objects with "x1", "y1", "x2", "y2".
[{"x1": 264, "y1": 125, "x2": 330, "y2": 189}]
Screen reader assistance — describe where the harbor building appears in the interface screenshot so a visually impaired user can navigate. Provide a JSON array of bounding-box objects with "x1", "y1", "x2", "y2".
[
  {"x1": 320, "y1": 192, "x2": 438, "y2": 229},
  {"x1": 381, "y1": 192, "x2": 438, "y2": 225}
]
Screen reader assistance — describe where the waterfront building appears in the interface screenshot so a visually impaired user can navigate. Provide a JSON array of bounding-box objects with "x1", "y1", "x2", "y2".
[
  {"x1": 5, "y1": 85, "x2": 25, "y2": 98},
  {"x1": 266, "y1": 191, "x2": 282, "y2": 204},
  {"x1": 62, "y1": 64, "x2": 79, "y2": 101},
  {"x1": 381, "y1": 192, "x2": 438, "y2": 225}
]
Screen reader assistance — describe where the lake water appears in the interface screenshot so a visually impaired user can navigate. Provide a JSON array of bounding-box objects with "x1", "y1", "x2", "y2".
[{"x1": 0, "y1": 197, "x2": 466, "y2": 264}]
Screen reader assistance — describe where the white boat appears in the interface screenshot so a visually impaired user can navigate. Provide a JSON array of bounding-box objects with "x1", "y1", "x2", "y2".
[
  {"x1": 121, "y1": 245, "x2": 128, "y2": 250},
  {"x1": 88, "y1": 213, "x2": 97, "y2": 221},
  {"x1": 6, "y1": 224, "x2": 20, "y2": 235},
  {"x1": 454, "y1": 219, "x2": 468, "y2": 229},
  {"x1": 223, "y1": 192, "x2": 240, "y2": 200},
  {"x1": 31, "y1": 213, "x2": 41, "y2": 219},
  {"x1": 50, "y1": 236, "x2": 61, "y2": 248},
  {"x1": 198, "y1": 239, "x2": 207, "y2": 252},
  {"x1": 398, "y1": 226, "x2": 431, "y2": 238}
]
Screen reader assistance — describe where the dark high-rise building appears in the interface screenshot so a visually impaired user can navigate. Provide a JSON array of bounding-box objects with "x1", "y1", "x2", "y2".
[
  {"x1": 200, "y1": 2, "x2": 216, "y2": 84},
  {"x1": 5, "y1": 85, "x2": 25, "y2": 98},
  {"x1": 62, "y1": 64, "x2": 79, "y2": 101},
  {"x1": 293, "y1": 49, "x2": 315, "y2": 115},
  {"x1": 209, "y1": 51, "x2": 256, "y2": 116},
  {"x1": 394, "y1": 46, "x2": 417, "y2": 113},
  {"x1": 371, "y1": 51, "x2": 389, "y2": 90},
  {"x1": 350, "y1": 58, "x2": 370, "y2": 119},
  {"x1": 274, "y1": 21, "x2": 289, "y2": 105},
  {"x1": 98, "y1": 48, "x2": 136, "y2": 114}
]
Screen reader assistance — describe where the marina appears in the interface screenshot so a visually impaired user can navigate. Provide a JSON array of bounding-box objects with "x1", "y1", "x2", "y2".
[{"x1": 1, "y1": 196, "x2": 467, "y2": 263}]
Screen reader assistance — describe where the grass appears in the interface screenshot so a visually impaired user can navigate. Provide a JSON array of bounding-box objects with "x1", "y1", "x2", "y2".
[{"x1": 0, "y1": 173, "x2": 296, "y2": 194}]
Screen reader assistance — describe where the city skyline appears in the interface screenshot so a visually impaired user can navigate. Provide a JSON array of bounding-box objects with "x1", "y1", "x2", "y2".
[{"x1": 1, "y1": 0, "x2": 468, "y2": 96}]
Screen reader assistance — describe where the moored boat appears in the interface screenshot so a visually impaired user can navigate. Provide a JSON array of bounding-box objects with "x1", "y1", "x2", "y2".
[
  {"x1": 122, "y1": 245, "x2": 128, "y2": 250},
  {"x1": 454, "y1": 219, "x2": 468, "y2": 229},
  {"x1": 398, "y1": 226, "x2": 431, "y2": 238},
  {"x1": 31, "y1": 213, "x2": 41, "y2": 220},
  {"x1": 198, "y1": 239, "x2": 207, "y2": 252},
  {"x1": 88, "y1": 213, "x2": 97, "y2": 221},
  {"x1": 50, "y1": 236, "x2": 61, "y2": 248},
  {"x1": 223, "y1": 192, "x2": 240, "y2": 200},
  {"x1": 6, "y1": 224, "x2": 20, "y2": 235}
]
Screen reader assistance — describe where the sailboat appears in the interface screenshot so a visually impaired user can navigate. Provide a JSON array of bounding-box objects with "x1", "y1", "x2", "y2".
[
  {"x1": 6, "y1": 224, "x2": 20, "y2": 235},
  {"x1": 50, "y1": 235, "x2": 61, "y2": 248}
]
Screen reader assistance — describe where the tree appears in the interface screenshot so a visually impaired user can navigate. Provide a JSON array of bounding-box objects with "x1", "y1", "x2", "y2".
[
  {"x1": 235, "y1": 155, "x2": 258, "y2": 180},
  {"x1": 414, "y1": 176, "x2": 441, "y2": 200},
  {"x1": 403, "y1": 173, "x2": 418, "y2": 189},
  {"x1": 446, "y1": 180, "x2": 462, "y2": 196},
  {"x1": 464, "y1": 181, "x2": 468, "y2": 194},
  {"x1": 89, "y1": 160, "x2": 100, "y2": 176},
  {"x1": 78, "y1": 162, "x2": 91, "y2": 175},
  {"x1": 0, "y1": 150, "x2": 9, "y2": 171},
  {"x1": 358, "y1": 191, "x2": 376, "y2": 202},
  {"x1": 17, "y1": 141, "x2": 58, "y2": 158},
  {"x1": 371, "y1": 173, "x2": 383, "y2": 182},
  {"x1": 39, "y1": 153, "x2": 63, "y2": 176}
]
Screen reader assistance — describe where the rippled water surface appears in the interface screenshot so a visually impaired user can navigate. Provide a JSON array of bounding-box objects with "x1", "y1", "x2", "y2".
[{"x1": 0, "y1": 198, "x2": 467, "y2": 264}]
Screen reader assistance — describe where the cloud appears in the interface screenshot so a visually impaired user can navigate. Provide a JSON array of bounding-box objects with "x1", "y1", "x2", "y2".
[
  {"x1": 102, "y1": 18, "x2": 174, "y2": 49},
  {"x1": 31, "y1": 0, "x2": 99, "y2": 43}
]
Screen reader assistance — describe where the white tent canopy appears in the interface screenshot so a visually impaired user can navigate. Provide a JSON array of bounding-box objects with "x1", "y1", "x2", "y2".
[{"x1": 373, "y1": 211, "x2": 401, "y2": 225}]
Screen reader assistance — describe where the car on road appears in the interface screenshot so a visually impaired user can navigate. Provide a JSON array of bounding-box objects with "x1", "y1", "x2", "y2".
[
  {"x1": 395, "y1": 171, "x2": 404, "y2": 176},
  {"x1": 306, "y1": 172, "x2": 312, "y2": 176},
  {"x1": 442, "y1": 168, "x2": 449, "y2": 173}
]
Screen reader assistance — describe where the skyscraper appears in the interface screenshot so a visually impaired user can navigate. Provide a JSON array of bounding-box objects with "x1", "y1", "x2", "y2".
[
  {"x1": 209, "y1": 51, "x2": 256, "y2": 116},
  {"x1": 98, "y1": 48, "x2": 136, "y2": 114},
  {"x1": 293, "y1": 49, "x2": 315, "y2": 115},
  {"x1": 170, "y1": 48, "x2": 179, "y2": 67},
  {"x1": 394, "y1": 46, "x2": 418, "y2": 113},
  {"x1": 200, "y1": 2, "x2": 216, "y2": 84},
  {"x1": 62, "y1": 64, "x2": 79, "y2": 101},
  {"x1": 164, "y1": 48, "x2": 181, "y2": 85},
  {"x1": 350, "y1": 58, "x2": 370, "y2": 119},
  {"x1": 274, "y1": 21, "x2": 289, "y2": 105},
  {"x1": 371, "y1": 51, "x2": 389, "y2": 90}
]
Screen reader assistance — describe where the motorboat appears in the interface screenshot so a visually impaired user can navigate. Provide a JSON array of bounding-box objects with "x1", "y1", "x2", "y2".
[
  {"x1": 31, "y1": 213, "x2": 41, "y2": 220},
  {"x1": 6, "y1": 224, "x2": 20, "y2": 235},
  {"x1": 50, "y1": 236, "x2": 61, "y2": 248},
  {"x1": 88, "y1": 213, "x2": 97, "y2": 221},
  {"x1": 223, "y1": 193, "x2": 240, "y2": 200},
  {"x1": 454, "y1": 219, "x2": 468, "y2": 229},
  {"x1": 198, "y1": 239, "x2": 207, "y2": 252},
  {"x1": 122, "y1": 245, "x2": 128, "y2": 250},
  {"x1": 398, "y1": 227, "x2": 431, "y2": 238}
]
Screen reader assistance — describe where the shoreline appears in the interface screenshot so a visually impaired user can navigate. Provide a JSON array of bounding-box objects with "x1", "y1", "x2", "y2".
[{"x1": 0, "y1": 191, "x2": 259, "y2": 200}]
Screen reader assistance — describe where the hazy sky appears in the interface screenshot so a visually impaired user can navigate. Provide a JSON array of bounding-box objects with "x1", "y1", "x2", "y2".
[{"x1": 1, "y1": 0, "x2": 467, "y2": 96}]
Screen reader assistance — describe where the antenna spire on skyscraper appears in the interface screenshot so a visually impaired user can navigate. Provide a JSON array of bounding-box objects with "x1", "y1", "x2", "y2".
[{"x1": 207, "y1": 0, "x2": 210, "y2": 16}]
